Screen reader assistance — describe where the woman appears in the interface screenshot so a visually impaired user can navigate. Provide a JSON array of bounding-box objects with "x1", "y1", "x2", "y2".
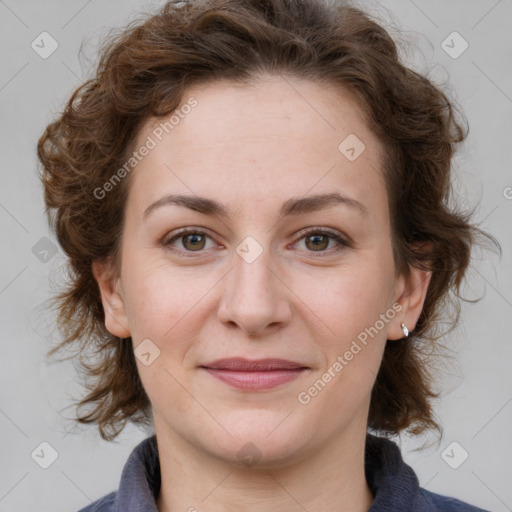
[{"x1": 37, "y1": 0, "x2": 499, "y2": 510}]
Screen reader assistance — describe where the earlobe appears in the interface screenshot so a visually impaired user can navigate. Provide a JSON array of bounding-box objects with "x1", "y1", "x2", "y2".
[{"x1": 92, "y1": 259, "x2": 131, "y2": 338}]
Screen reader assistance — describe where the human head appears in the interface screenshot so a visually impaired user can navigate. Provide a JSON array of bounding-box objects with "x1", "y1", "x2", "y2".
[{"x1": 37, "y1": 0, "x2": 497, "y2": 443}]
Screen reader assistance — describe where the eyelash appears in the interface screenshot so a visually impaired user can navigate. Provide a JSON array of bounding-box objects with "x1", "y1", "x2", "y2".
[{"x1": 162, "y1": 227, "x2": 351, "y2": 258}]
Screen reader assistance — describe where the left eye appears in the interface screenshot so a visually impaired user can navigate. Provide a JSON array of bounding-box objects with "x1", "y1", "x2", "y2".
[
  {"x1": 163, "y1": 228, "x2": 349, "y2": 256},
  {"x1": 294, "y1": 230, "x2": 347, "y2": 253}
]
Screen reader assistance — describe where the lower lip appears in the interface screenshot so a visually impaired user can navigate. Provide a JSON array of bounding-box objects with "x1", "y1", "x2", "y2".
[{"x1": 202, "y1": 368, "x2": 307, "y2": 390}]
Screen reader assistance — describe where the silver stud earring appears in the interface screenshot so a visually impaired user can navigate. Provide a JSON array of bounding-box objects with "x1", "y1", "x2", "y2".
[{"x1": 401, "y1": 323, "x2": 409, "y2": 338}]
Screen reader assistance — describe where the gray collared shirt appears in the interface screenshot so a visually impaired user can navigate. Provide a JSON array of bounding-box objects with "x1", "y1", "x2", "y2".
[{"x1": 76, "y1": 433, "x2": 490, "y2": 511}]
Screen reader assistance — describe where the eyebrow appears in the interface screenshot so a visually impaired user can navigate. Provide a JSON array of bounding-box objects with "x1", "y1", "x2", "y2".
[{"x1": 143, "y1": 192, "x2": 368, "y2": 221}]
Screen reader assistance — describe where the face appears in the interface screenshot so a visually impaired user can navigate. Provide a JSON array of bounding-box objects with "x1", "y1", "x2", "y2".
[{"x1": 94, "y1": 74, "x2": 430, "y2": 468}]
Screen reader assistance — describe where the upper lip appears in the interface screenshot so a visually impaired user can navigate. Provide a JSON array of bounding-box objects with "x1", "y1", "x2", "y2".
[{"x1": 201, "y1": 358, "x2": 308, "y2": 371}]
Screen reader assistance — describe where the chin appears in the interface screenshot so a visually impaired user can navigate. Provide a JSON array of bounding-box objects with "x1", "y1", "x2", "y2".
[
  {"x1": 203, "y1": 413, "x2": 311, "y2": 469},
  {"x1": 215, "y1": 440, "x2": 306, "y2": 470}
]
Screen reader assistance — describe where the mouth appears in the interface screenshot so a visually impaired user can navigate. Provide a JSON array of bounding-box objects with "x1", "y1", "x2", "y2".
[{"x1": 200, "y1": 358, "x2": 310, "y2": 391}]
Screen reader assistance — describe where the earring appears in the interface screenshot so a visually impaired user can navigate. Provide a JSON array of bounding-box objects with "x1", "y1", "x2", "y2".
[{"x1": 401, "y1": 323, "x2": 409, "y2": 338}]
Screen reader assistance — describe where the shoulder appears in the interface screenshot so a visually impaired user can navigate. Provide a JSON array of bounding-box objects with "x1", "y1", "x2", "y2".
[
  {"x1": 365, "y1": 434, "x2": 490, "y2": 512},
  {"x1": 418, "y1": 487, "x2": 491, "y2": 511},
  {"x1": 75, "y1": 491, "x2": 116, "y2": 512},
  {"x1": 73, "y1": 434, "x2": 159, "y2": 511}
]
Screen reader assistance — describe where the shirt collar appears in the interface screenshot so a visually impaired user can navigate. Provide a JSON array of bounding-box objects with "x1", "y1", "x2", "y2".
[
  {"x1": 115, "y1": 434, "x2": 161, "y2": 512},
  {"x1": 114, "y1": 433, "x2": 421, "y2": 511},
  {"x1": 365, "y1": 433, "x2": 421, "y2": 510}
]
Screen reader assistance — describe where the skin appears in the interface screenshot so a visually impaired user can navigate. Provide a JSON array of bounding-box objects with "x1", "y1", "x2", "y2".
[{"x1": 93, "y1": 74, "x2": 431, "y2": 512}]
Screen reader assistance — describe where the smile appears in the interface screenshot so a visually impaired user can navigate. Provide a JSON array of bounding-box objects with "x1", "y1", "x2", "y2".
[{"x1": 201, "y1": 367, "x2": 308, "y2": 391}]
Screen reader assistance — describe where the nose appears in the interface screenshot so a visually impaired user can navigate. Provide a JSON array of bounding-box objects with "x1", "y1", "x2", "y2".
[{"x1": 217, "y1": 243, "x2": 292, "y2": 337}]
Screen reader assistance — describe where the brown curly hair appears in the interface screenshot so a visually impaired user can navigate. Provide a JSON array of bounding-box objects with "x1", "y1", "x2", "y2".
[{"x1": 37, "y1": 0, "x2": 500, "y2": 442}]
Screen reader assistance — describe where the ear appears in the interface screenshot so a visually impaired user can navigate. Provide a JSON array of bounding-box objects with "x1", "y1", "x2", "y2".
[
  {"x1": 92, "y1": 258, "x2": 131, "y2": 338},
  {"x1": 387, "y1": 243, "x2": 433, "y2": 340}
]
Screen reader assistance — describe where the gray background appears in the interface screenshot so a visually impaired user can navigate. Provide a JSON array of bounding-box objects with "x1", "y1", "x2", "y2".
[{"x1": 1, "y1": 0, "x2": 511, "y2": 510}]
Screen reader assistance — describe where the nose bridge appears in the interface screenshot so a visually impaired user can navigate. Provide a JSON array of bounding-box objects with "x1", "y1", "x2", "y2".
[{"x1": 218, "y1": 235, "x2": 290, "y2": 334}]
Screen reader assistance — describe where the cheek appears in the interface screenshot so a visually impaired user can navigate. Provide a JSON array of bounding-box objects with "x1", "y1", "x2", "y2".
[
  {"x1": 122, "y1": 255, "x2": 220, "y2": 361},
  {"x1": 310, "y1": 273, "x2": 391, "y2": 403},
  {"x1": 124, "y1": 264, "x2": 202, "y2": 405},
  {"x1": 121, "y1": 255, "x2": 189, "y2": 340},
  {"x1": 304, "y1": 260, "x2": 394, "y2": 344}
]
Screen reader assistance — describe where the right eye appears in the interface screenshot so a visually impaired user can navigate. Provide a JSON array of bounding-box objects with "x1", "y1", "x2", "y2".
[{"x1": 162, "y1": 228, "x2": 218, "y2": 256}]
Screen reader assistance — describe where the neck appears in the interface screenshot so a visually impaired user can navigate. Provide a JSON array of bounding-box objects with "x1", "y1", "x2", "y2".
[{"x1": 155, "y1": 417, "x2": 374, "y2": 512}]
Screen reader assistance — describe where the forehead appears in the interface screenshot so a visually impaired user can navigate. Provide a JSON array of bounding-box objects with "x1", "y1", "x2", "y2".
[{"x1": 127, "y1": 75, "x2": 386, "y2": 220}]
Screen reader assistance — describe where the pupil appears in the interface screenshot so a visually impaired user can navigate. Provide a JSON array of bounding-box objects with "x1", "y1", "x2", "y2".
[
  {"x1": 308, "y1": 235, "x2": 327, "y2": 250},
  {"x1": 185, "y1": 234, "x2": 204, "y2": 250}
]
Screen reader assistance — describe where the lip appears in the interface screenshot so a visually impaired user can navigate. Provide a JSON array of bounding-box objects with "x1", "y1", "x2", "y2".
[
  {"x1": 200, "y1": 358, "x2": 309, "y2": 391},
  {"x1": 201, "y1": 358, "x2": 307, "y2": 371}
]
